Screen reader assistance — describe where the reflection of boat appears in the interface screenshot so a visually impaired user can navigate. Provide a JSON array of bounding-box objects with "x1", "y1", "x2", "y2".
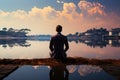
[{"x1": 0, "y1": 39, "x2": 31, "y2": 47}]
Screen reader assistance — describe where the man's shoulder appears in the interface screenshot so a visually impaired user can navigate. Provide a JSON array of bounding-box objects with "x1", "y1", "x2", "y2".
[
  {"x1": 51, "y1": 35, "x2": 57, "y2": 38},
  {"x1": 62, "y1": 34, "x2": 67, "y2": 38},
  {"x1": 50, "y1": 35, "x2": 57, "y2": 40},
  {"x1": 51, "y1": 33, "x2": 67, "y2": 39}
]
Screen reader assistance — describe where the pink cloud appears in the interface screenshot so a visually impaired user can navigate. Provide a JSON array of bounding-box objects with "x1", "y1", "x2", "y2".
[
  {"x1": 0, "y1": 10, "x2": 9, "y2": 17},
  {"x1": 78, "y1": 1, "x2": 106, "y2": 16},
  {"x1": 0, "y1": 1, "x2": 119, "y2": 35}
]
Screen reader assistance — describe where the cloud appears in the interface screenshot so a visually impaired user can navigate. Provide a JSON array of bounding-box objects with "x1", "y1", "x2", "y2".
[
  {"x1": 78, "y1": 1, "x2": 106, "y2": 16},
  {"x1": 61, "y1": 3, "x2": 79, "y2": 21},
  {"x1": 57, "y1": 0, "x2": 60, "y2": 3},
  {"x1": 11, "y1": 10, "x2": 28, "y2": 19},
  {"x1": 63, "y1": 3, "x2": 76, "y2": 14},
  {"x1": 57, "y1": 0, "x2": 64, "y2": 3},
  {"x1": 0, "y1": 10, "x2": 9, "y2": 17},
  {"x1": 28, "y1": 6, "x2": 59, "y2": 20},
  {"x1": 0, "y1": 1, "x2": 119, "y2": 35}
]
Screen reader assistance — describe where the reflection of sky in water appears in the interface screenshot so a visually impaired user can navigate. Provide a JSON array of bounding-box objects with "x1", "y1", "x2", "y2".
[
  {"x1": 78, "y1": 65, "x2": 102, "y2": 76},
  {"x1": 67, "y1": 65, "x2": 117, "y2": 80},
  {"x1": 0, "y1": 40, "x2": 120, "y2": 59},
  {"x1": 4, "y1": 65, "x2": 50, "y2": 80},
  {"x1": 4, "y1": 65, "x2": 117, "y2": 80},
  {"x1": 67, "y1": 65, "x2": 102, "y2": 76}
]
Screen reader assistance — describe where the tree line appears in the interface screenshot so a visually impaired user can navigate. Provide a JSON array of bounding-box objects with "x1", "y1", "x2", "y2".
[{"x1": 0, "y1": 28, "x2": 31, "y2": 37}]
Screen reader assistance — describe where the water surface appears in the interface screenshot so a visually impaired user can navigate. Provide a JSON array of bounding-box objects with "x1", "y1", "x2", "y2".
[
  {"x1": 4, "y1": 65, "x2": 117, "y2": 80},
  {"x1": 0, "y1": 39, "x2": 120, "y2": 59}
]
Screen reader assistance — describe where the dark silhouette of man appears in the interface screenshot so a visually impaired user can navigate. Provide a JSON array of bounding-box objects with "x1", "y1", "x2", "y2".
[
  {"x1": 49, "y1": 25, "x2": 69, "y2": 62},
  {"x1": 49, "y1": 64, "x2": 69, "y2": 80}
]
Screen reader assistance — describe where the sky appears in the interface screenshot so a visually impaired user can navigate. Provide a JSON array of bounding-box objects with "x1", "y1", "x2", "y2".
[{"x1": 0, "y1": 0, "x2": 120, "y2": 35}]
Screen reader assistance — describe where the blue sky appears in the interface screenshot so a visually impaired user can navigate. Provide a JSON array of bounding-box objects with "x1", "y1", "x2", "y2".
[
  {"x1": 0, "y1": 0, "x2": 60, "y2": 11},
  {"x1": 0, "y1": 0, "x2": 120, "y2": 13},
  {"x1": 0, "y1": 0, "x2": 120, "y2": 34}
]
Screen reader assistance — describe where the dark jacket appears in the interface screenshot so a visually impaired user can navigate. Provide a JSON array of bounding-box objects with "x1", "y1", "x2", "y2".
[{"x1": 49, "y1": 33, "x2": 69, "y2": 59}]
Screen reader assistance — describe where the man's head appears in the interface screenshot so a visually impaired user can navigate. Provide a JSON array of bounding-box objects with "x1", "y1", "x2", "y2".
[{"x1": 56, "y1": 25, "x2": 62, "y2": 33}]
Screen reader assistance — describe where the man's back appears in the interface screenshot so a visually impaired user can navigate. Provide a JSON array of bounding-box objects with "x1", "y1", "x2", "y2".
[
  {"x1": 49, "y1": 25, "x2": 69, "y2": 61},
  {"x1": 50, "y1": 33, "x2": 68, "y2": 53}
]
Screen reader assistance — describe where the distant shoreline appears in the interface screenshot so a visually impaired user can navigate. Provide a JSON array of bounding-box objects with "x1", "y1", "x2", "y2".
[{"x1": 0, "y1": 37, "x2": 28, "y2": 39}]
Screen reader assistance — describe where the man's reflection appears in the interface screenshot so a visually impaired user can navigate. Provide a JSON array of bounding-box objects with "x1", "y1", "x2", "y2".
[{"x1": 49, "y1": 64, "x2": 69, "y2": 80}]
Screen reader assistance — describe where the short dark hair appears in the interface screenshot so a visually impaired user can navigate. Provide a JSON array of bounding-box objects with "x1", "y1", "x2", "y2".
[{"x1": 56, "y1": 25, "x2": 62, "y2": 32}]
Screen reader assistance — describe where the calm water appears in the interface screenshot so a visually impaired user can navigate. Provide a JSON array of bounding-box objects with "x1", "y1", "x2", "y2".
[
  {"x1": 4, "y1": 65, "x2": 117, "y2": 80},
  {"x1": 0, "y1": 39, "x2": 120, "y2": 59}
]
